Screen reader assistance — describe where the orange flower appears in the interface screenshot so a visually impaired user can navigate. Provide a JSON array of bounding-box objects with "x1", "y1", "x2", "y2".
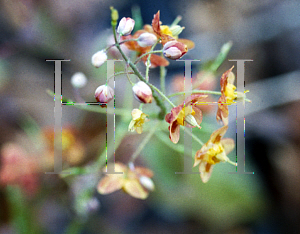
[
  {"x1": 97, "y1": 162, "x2": 154, "y2": 200},
  {"x1": 165, "y1": 94, "x2": 207, "y2": 144},
  {"x1": 216, "y1": 66, "x2": 236, "y2": 125},
  {"x1": 193, "y1": 125, "x2": 236, "y2": 183}
]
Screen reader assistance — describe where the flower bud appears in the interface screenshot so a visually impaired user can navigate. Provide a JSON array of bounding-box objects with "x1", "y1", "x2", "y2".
[
  {"x1": 95, "y1": 85, "x2": 114, "y2": 107},
  {"x1": 163, "y1": 41, "x2": 188, "y2": 60},
  {"x1": 139, "y1": 176, "x2": 155, "y2": 191},
  {"x1": 117, "y1": 17, "x2": 135, "y2": 36},
  {"x1": 185, "y1": 114, "x2": 201, "y2": 129},
  {"x1": 137, "y1": 33, "x2": 157, "y2": 47},
  {"x1": 132, "y1": 81, "x2": 152, "y2": 103},
  {"x1": 71, "y1": 72, "x2": 87, "y2": 88},
  {"x1": 91, "y1": 50, "x2": 107, "y2": 68}
]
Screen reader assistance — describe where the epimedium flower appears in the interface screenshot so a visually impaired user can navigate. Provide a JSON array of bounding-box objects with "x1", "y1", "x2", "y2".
[
  {"x1": 117, "y1": 17, "x2": 135, "y2": 36},
  {"x1": 91, "y1": 50, "x2": 107, "y2": 68},
  {"x1": 216, "y1": 66, "x2": 236, "y2": 125},
  {"x1": 128, "y1": 109, "x2": 149, "y2": 134},
  {"x1": 163, "y1": 41, "x2": 188, "y2": 60},
  {"x1": 97, "y1": 162, "x2": 154, "y2": 200},
  {"x1": 95, "y1": 84, "x2": 114, "y2": 107},
  {"x1": 137, "y1": 32, "x2": 158, "y2": 47},
  {"x1": 132, "y1": 81, "x2": 153, "y2": 103},
  {"x1": 165, "y1": 94, "x2": 207, "y2": 144},
  {"x1": 193, "y1": 125, "x2": 236, "y2": 183}
]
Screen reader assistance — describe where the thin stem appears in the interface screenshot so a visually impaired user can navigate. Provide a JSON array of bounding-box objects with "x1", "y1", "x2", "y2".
[
  {"x1": 168, "y1": 90, "x2": 222, "y2": 98},
  {"x1": 129, "y1": 121, "x2": 161, "y2": 163},
  {"x1": 182, "y1": 126, "x2": 204, "y2": 146},
  {"x1": 148, "y1": 83, "x2": 176, "y2": 107},
  {"x1": 112, "y1": 25, "x2": 167, "y2": 119},
  {"x1": 134, "y1": 50, "x2": 163, "y2": 65},
  {"x1": 107, "y1": 71, "x2": 134, "y2": 81},
  {"x1": 145, "y1": 40, "x2": 160, "y2": 81},
  {"x1": 105, "y1": 38, "x2": 138, "y2": 52}
]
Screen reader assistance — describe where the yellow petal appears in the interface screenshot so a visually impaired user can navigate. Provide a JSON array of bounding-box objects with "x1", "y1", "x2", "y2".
[
  {"x1": 97, "y1": 175, "x2": 124, "y2": 194},
  {"x1": 123, "y1": 179, "x2": 148, "y2": 199}
]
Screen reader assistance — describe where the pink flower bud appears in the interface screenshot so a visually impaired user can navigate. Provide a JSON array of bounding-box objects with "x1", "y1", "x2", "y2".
[
  {"x1": 132, "y1": 81, "x2": 152, "y2": 104},
  {"x1": 117, "y1": 17, "x2": 135, "y2": 36},
  {"x1": 137, "y1": 33, "x2": 157, "y2": 47},
  {"x1": 95, "y1": 85, "x2": 114, "y2": 107},
  {"x1": 163, "y1": 41, "x2": 188, "y2": 60},
  {"x1": 91, "y1": 50, "x2": 107, "y2": 68}
]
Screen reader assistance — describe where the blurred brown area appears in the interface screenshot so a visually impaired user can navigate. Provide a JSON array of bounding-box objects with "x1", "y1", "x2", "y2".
[{"x1": 0, "y1": 0, "x2": 300, "y2": 233}]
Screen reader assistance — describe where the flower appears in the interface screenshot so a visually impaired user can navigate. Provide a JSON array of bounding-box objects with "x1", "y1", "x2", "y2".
[
  {"x1": 137, "y1": 32, "x2": 157, "y2": 47},
  {"x1": 193, "y1": 125, "x2": 235, "y2": 183},
  {"x1": 165, "y1": 94, "x2": 207, "y2": 144},
  {"x1": 71, "y1": 72, "x2": 87, "y2": 88},
  {"x1": 95, "y1": 84, "x2": 114, "y2": 107},
  {"x1": 0, "y1": 142, "x2": 40, "y2": 196},
  {"x1": 163, "y1": 41, "x2": 188, "y2": 60},
  {"x1": 97, "y1": 162, "x2": 154, "y2": 199},
  {"x1": 91, "y1": 50, "x2": 107, "y2": 68},
  {"x1": 132, "y1": 81, "x2": 153, "y2": 103},
  {"x1": 128, "y1": 109, "x2": 149, "y2": 134},
  {"x1": 216, "y1": 66, "x2": 236, "y2": 125},
  {"x1": 117, "y1": 17, "x2": 135, "y2": 36}
]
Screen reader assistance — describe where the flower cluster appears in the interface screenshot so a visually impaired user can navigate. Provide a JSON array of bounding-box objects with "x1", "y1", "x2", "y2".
[{"x1": 58, "y1": 7, "x2": 251, "y2": 200}]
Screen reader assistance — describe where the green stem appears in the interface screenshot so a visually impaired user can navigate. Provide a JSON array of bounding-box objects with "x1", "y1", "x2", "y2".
[
  {"x1": 112, "y1": 24, "x2": 167, "y2": 119},
  {"x1": 183, "y1": 127, "x2": 204, "y2": 146},
  {"x1": 148, "y1": 83, "x2": 176, "y2": 108},
  {"x1": 168, "y1": 90, "x2": 222, "y2": 98},
  {"x1": 160, "y1": 54, "x2": 166, "y2": 94},
  {"x1": 105, "y1": 38, "x2": 138, "y2": 52},
  {"x1": 129, "y1": 121, "x2": 161, "y2": 163},
  {"x1": 107, "y1": 71, "x2": 134, "y2": 81},
  {"x1": 145, "y1": 40, "x2": 160, "y2": 81}
]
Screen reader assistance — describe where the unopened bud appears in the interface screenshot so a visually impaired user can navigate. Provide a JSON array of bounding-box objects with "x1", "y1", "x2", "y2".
[
  {"x1": 95, "y1": 85, "x2": 114, "y2": 107},
  {"x1": 117, "y1": 17, "x2": 135, "y2": 36},
  {"x1": 91, "y1": 50, "x2": 107, "y2": 68},
  {"x1": 132, "y1": 81, "x2": 153, "y2": 103},
  {"x1": 139, "y1": 176, "x2": 155, "y2": 191},
  {"x1": 163, "y1": 41, "x2": 187, "y2": 60},
  {"x1": 71, "y1": 72, "x2": 87, "y2": 88},
  {"x1": 137, "y1": 33, "x2": 157, "y2": 47}
]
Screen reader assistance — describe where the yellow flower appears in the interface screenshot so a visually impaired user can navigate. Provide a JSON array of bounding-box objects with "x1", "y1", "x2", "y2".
[
  {"x1": 97, "y1": 162, "x2": 154, "y2": 200},
  {"x1": 216, "y1": 66, "x2": 237, "y2": 125},
  {"x1": 193, "y1": 125, "x2": 236, "y2": 183},
  {"x1": 128, "y1": 109, "x2": 149, "y2": 134}
]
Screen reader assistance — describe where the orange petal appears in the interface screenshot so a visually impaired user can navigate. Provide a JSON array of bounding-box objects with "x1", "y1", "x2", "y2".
[
  {"x1": 216, "y1": 94, "x2": 229, "y2": 125},
  {"x1": 97, "y1": 175, "x2": 124, "y2": 195},
  {"x1": 123, "y1": 179, "x2": 149, "y2": 199},
  {"x1": 209, "y1": 125, "x2": 228, "y2": 144},
  {"x1": 152, "y1": 11, "x2": 161, "y2": 36},
  {"x1": 141, "y1": 54, "x2": 169, "y2": 67},
  {"x1": 177, "y1": 38, "x2": 195, "y2": 50},
  {"x1": 220, "y1": 66, "x2": 234, "y2": 93},
  {"x1": 199, "y1": 161, "x2": 213, "y2": 183}
]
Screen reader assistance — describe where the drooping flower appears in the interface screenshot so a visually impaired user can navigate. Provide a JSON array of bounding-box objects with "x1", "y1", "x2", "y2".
[
  {"x1": 132, "y1": 81, "x2": 153, "y2": 103},
  {"x1": 117, "y1": 17, "x2": 135, "y2": 36},
  {"x1": 128, "y1": 109, "x2": 149, "y2": 134},
  {"x1": 165, "y1": 94, "x2": 207, "y2": 144},
  {"x1": 95, "y1": 84, "x2": 114, "y2": 107},
  {"x1": 91, "y1": 50, "x2": 107, "y2": 68},
  {"x1": 97, "y1": 162, "x2": 154, "y2": 200},
  {"x1": 216, "y1": 66, "x2": 236, "y2": 125},
  {"x1": 193, "y1": 125, "x2": 236, "y2": 183},
  {"x1": 163, "y1": 40, "x2": 187, "y2": 60},
  {"x1": 137, "y1": 32, "x2": 157, "y2": 47}
]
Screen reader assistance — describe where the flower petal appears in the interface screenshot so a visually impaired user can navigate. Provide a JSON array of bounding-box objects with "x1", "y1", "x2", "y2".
[
  {"x1": 141, "y1": 54, "x2": 169, "y2": 67},
  {"x1": 199, "y1": 161, "x2": 214, "y2": 183},
  {"x1": 97, "y1": 175, "x2": 124, "y2": 195},
  {"x1": 177, "y1": 38, "x2": 195, "y2": 50},
  {"x1": 209, "y1": 125, "x2": 228, "y2": 144},
  {"x1": 135, "y1": 167, "x2": 154, "y2": 178},
  {"x1": 221, "y1": 138, "x2": 235, "y2": 155},
  {"x1": 216, "y1": 94, "x2": 229, "y2": 125},
  {"x1": 123, "y1": 179, "x2": 149, "y2": 199}
]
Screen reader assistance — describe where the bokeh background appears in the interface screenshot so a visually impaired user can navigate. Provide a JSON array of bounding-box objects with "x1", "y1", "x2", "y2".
[{"x1": 1, "y1": 0, "x2": 300, "y2": 233}]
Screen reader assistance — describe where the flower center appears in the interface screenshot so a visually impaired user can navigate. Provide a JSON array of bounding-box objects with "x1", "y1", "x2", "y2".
[
  {"x1": 160, "y1": 25, "x2": 173, "y2": 37},
  {"x1": 206, "y1": 143, "x2": 225, "y2": 165},
  {"x1": 177, "y1": 107, "x2": 195, "y2": 126},
  {"x1": 225, "y1": 83, "x2": 236, "y2": 103}
]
